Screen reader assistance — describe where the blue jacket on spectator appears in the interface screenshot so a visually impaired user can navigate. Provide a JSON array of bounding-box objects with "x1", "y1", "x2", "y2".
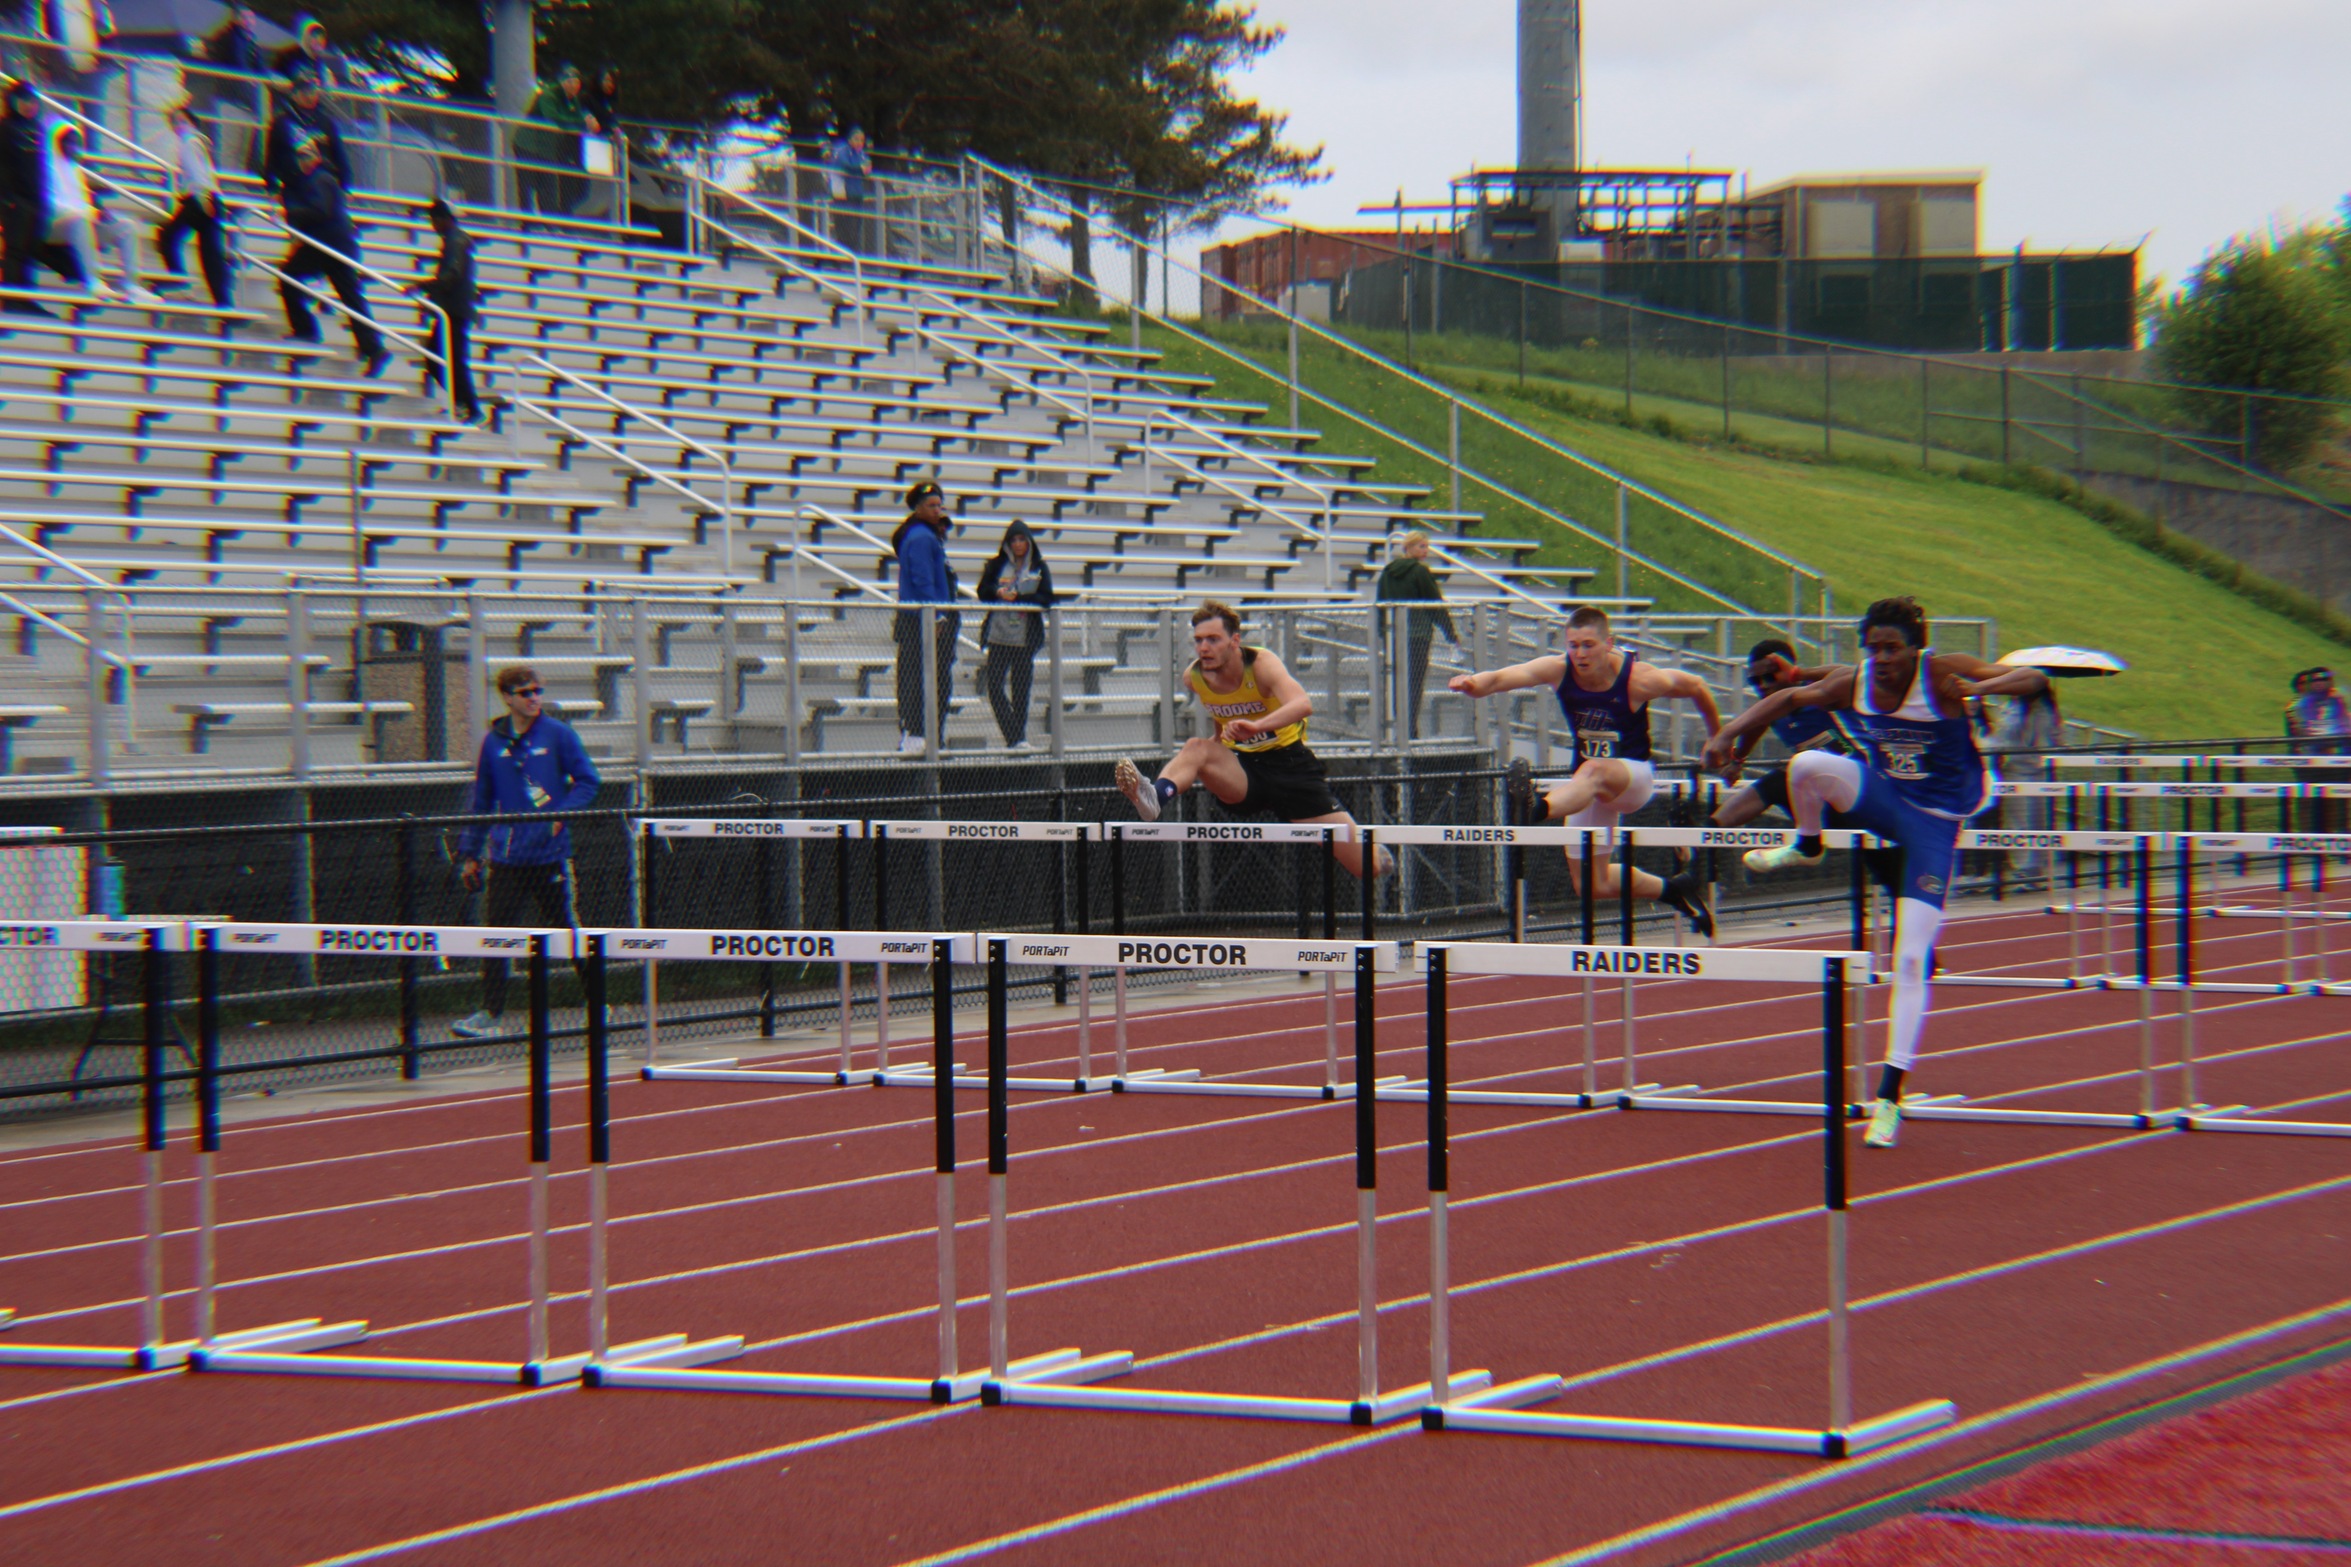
[
  {"x1": 894, "y1": 518, "x2": 953, "y2": 604},
  {"x1": 458, "y1": 714, "x2": 601, "y2": 865}
]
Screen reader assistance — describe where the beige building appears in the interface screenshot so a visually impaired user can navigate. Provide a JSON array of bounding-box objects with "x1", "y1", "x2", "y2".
[{"x1": 1738, "y1": 171, "x2": 1983, "y2": 261}]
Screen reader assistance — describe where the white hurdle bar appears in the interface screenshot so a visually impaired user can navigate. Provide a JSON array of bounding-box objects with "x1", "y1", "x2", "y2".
[
  {"x1": 1419, "y1": 940, "x2": 1956, "y2": 1455},
  {"x1": 630, "y1": 927, "x2": 990, "y2": 1086},
  {"x1": 982, "y1": 930, "x2": 1397, "y2": 1101},
  {"x1": 0, "y1": 921, "x2": 234, "y2": 1372},
  {"x1": 597, "y1": 935, "x2": 1126, "y2": 1402},
  {"x1": 184, "y1": 923, "x2": 726, "y2": 1385},
  {"x1": 979, "y1": 935, "x2": 1487, "y2": 1424},
  {"x1": 635, "y1": 817, "x2": 865, "y2": 1073}
]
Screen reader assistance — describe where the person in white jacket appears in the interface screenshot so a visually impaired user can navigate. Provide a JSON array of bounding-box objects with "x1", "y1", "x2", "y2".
[{"x1": 42, "y1": 120, "x2": 147, "y2": 299}]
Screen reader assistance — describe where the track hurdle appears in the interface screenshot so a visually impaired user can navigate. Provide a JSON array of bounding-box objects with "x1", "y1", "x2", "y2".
[
  {"x1": 635, "y1": 927, "x2": 977, "y2": 1087},
  {"x1": 595, "y1": 934, "x2": 1128, "y2": 1402},
  {"x1": 980, "y1": 930, "x2": 1396, "y2": 1101},
  {"x1": 978, "y1": 934, "x2": 1490, "y2": 1424},
  {"x1": 0, "y1": 921, "x2": 229, "y2": 1372},
  {"x1": 1418, "y1": 939, "x2": 1957, "y2": 1456},
  {"x1": 188, "y1": 923, "x2": 723, "y2": 1385},
  {"x1": 636, "y1": 817, "x2": 863, "y2": 1065}
]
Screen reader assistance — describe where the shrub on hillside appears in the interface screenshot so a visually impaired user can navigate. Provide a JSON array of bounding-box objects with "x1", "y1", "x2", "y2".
[{"x1": 2151, "y1": 230, "x2": 2350, "y2": 472}]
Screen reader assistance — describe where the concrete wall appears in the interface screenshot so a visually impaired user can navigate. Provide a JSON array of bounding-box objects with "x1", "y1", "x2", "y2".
[{"x1": 2087, "y1": 472, "x2": 2351, "y2": 614}]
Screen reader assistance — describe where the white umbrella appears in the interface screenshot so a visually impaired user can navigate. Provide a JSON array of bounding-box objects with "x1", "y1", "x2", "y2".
[{"x1": 1998, "y1": 646, "x2": 2126, "y2": 678}]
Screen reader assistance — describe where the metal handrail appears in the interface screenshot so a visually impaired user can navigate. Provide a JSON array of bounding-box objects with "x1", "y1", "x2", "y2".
[
  {"x1": 791, "y1": 505, "x2": 899, "y2": 603},
  {"x1": 971, "y1": 157, "x2": 1816, "y2": 615},
  {"x1": 42, "y1": 93, "x2": 457, "y2": 417},
  {"x1": 690, "y1": 177, "x2": 868, "y2": 345},
  {"x1": 492, "y1": 372, "x2": 734, "y2": 576},
  {"x1": 519, "y1": 353, "x2": 735, "y2": 574},
  {"x1": 887, "y1": 280, "x2": 1372, "y2": 589}
]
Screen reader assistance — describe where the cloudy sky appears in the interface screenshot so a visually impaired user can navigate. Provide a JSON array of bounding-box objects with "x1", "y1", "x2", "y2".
[{"x1": 1230, "y1": 0, "x2": 2346, "y2": 289}]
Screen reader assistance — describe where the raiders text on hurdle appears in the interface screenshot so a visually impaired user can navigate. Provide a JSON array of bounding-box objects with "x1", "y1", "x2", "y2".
[{"x1": 1417, "y1": 939, "x2": 1957, "y2": 1456}]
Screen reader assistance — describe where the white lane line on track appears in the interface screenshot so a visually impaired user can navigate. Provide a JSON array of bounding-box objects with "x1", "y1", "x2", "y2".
[
  {"x1": 5, "y1": 949, "x2": 2310, "y2": 1264},
  {"x1": 6, "y1": 1066, "x2": 2339, "y2": 1532},
  {"x1": 0, "y1": 889, "x2": 2287, "y2": 1200},
  {"x1": 1532, "y1": 1296, "x2": 2351, "y2": 1567},
  {"x1": 893, "y1": 1294, "x2": 2351, "y2": 1567},
  {"x1": 290, "y1": 1407, "x2": 966, "y2": 1567},
  {"x1": 0, "y1": 892, "x2": 2173, "y2": 1175},
  {"x1": 275, "y1": 1173, "x2": 2351, "y2": 1567},
  {"x1": 10, "y1": 994, "x2": 2343, "y2": 1334}
]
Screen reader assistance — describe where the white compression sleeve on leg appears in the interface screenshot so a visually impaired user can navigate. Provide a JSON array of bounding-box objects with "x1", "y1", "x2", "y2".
[
  {"x1": 1886, "y1": 896, "x2": 1944, "y2": 1071},
  {"x1": 1785, "y1": 750, "x2": 1862, "y2": 836}
]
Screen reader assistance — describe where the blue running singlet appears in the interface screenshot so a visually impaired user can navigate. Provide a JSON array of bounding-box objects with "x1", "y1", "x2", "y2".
[
  {"x1": 1556, "y1": 652, "x2": 1652, "y2": 765},
  {"x1": 1839, "y1": 647, "x2": 1993, "y2": 822}
]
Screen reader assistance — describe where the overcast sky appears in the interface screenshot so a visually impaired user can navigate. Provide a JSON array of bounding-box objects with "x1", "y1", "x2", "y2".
[{"x1": 1230, "y1": 0, "x2": 2347, "y2": 289}]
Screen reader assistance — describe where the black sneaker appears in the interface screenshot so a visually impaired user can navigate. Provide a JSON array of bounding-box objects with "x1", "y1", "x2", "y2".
[
  {"x1": 1505, "y1": 757, "x2": 1544, "y2": 826},
  {"x1": 1660, "y1": 868, "x2": 1715, "y2": 940}
]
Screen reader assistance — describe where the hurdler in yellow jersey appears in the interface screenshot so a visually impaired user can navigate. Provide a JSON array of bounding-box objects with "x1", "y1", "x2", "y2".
[{"x1": 1114, "y1": 600, "x2": 1390, "y2": 881}]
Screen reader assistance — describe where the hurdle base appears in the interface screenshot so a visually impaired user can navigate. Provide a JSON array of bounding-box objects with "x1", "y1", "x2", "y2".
[
  {"x1": 1112, "y1": 1073, "x2": 1408, "y2": 1102},
  {"x1": 195, "y1": 1326, "x2": 716, "y2": 1385},
  {"x1": 533, "y1": 1332, "x2": 746, "y2": 1386},
  {"x1": 1, "y1": 1317, "x2": 365, "y2": 1372},
  {"x1": 985, "y1": 1370, "x2": 1494, "y2": 1426},
  {"x1": 1428, "y1": 1391, "x2": 1957, "y2": 1457},
  {"x1": 2182, "y1": 1110, "x2": 2351, "y2": 1138},
  {"x1": 644, "y1": 1060, "x2": 861, "y2": 1087},
  {"x1": 592, "y1": 1347, "x2": 1126, "y2": 1403},
  {"x1": 1377, "y1": 1081, "x2": 1688, "y2": 1109}
]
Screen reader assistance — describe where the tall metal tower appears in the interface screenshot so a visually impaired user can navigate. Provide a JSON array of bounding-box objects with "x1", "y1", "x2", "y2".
[{"x1": 1517, "y1": 0, "x2": 1582, "y2": 178}]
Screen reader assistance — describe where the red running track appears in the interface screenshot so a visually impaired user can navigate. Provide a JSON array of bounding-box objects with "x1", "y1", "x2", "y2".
[
  {"x1": 1786, "y1": 1348, "x2": 2351, "y2": 1562},
  {"x1": 0, "y1": 902, "x2": 2346, "y2": 1567}
]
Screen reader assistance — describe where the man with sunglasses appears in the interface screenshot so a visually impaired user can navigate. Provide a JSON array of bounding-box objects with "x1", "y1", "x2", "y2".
[
  {"x1": 451, "y1": 666, "x2": 601, "y2": 1039},
  {"x1": 1702, "y1": 637, "x2": 1901, "y2": 891}
]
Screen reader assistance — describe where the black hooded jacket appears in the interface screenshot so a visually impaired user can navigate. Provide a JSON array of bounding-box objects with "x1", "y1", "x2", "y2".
[{"x1": 975, "y1": 522, "x2": 1054, "y2": 652}]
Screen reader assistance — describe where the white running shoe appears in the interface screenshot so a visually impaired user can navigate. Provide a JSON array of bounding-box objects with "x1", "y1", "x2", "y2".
[
  {"x1": 899, "y1": 732, "x2": 926, "y2": 754},
  {"x1": 450, "y1": 1010, "x2": 501, "y2": 1039},
  {"x1": 1114, "y1": 757, "x2": 1161, "y2": 821},
  {"x1": 1743, "y1": 839, "x2": 1825, "y2": 874},
  {"x1": 1863, "y1": 1098, "x2": 1902, "y2": 1148}
]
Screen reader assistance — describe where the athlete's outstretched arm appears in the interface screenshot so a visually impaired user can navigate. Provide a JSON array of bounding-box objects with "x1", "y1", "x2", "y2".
[
  {"x1": 1702, "y1": 667, "x2": 1856, "y2": 773},
  {"x1": 1448, "y1": 654, "x2": 1566, "y2": 699},
  {"x1": 1222, "y1": 649, "x2": 1314, "y2": 745},
  {"x1": 1930, "y1": 653, "x2": 2050, "y2": 702},
  {"x1": 1627, "y1": 663, "x2": 1725, "y2": 736}
]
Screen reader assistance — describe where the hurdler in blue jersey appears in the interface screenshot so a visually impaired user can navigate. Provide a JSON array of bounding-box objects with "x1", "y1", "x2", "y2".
[
  {"x1": 450, "y1": 665, "x2": 602, "y2": 1039},
  {"x1": 1450, "y1": 604, "x2": 1723, "y2": 937},
  {"x1": 1702, "y1": 597, "x2": 2047, "y2": 1149}
]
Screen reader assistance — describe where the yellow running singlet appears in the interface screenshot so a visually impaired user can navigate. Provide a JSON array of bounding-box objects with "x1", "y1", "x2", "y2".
[{"x1": 1185, "y1": 650, "x2": 1306, "y2": 753}]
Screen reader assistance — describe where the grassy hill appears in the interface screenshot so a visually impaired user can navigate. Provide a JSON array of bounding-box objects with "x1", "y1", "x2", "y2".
[{"x1": 1140, "y1": 320, "x2": 2343, "y2": 741}]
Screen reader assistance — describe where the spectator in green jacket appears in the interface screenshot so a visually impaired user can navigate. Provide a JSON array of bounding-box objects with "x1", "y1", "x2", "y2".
[
  {"x1": 1375, "y1": 530, "x2": 1459, "y2": 740},
  {"x1": 515, "y1": 62, "x2": 591, "y2": 214}
]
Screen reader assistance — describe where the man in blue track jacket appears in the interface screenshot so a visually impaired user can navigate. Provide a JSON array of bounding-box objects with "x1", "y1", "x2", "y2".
[{"x1": 450, "y1": 666, "x2": 600, "y2": 1038}]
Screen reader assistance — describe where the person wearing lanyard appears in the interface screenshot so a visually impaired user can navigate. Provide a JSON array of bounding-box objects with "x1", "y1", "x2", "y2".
[
  {"x1": 153, "y1": 94, "x2": 230, "y2": 307},
  {"x1": 450, "y1": 667, "x2": 601, "y2": 1039}
]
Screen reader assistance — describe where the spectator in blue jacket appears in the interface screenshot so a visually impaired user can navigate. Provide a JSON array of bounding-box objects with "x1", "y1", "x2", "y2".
[
  {"x1": 450, "y1": 665, "x2": 600, "y2": 1038},
  {"x1": 825, "y1": 126, "x2": 870, "y2": 251},
  {"x1": 892, "y1": 480, "x2": 959, "y2": 753}
]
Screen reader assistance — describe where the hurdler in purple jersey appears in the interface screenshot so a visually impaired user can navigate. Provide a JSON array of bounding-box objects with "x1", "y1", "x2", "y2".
[{"x1": 1449, "y1": 604, "x2": 1723, "y2": 937}]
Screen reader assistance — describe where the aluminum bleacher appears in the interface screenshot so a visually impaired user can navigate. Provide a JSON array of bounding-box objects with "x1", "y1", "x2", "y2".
[{"x1": 0, "y1": 98, "x2": 1668, "y2": 787}]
